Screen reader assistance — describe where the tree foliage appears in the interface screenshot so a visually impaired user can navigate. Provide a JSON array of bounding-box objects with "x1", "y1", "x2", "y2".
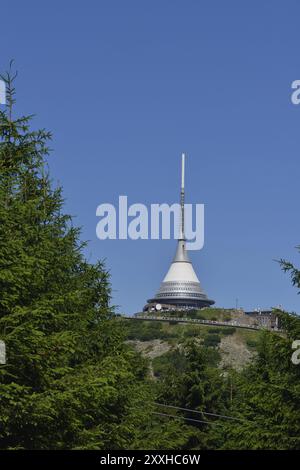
[
  {"x1": 218, "y1": 253, "x2": 300, "y2": 449},
  {"x1": 0, "y1": 69, "x2": 194, "y2": 450}
]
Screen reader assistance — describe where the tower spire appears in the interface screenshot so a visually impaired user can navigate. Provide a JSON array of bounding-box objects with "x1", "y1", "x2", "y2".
[
  {"x1": 144, "y1": 152, "x2": 215, "y2": 311},
  {"x1": 180, "y1": 153, "x2": 185, "y2": 240},
  {"x1": 174, "y1": 153, "x2": 189, "y2": 262}
]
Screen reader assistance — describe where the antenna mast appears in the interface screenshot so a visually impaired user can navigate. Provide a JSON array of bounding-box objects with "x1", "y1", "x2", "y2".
[{"x1": 180, "y1": 153, "x2": 185, "y2": 240}]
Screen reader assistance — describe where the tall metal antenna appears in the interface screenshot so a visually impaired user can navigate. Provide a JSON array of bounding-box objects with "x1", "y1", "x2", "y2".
[
  {"x1": 180, "y1": 153, "x2": 185, "y2": 240},
  {"x1": 145, "y1": 151, "x2": 215, "y2": 311}
]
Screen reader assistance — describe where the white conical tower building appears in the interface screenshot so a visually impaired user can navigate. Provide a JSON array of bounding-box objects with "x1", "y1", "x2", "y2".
[{"x1": 144, "y1": 154, "x2": 214, "y2": 312}]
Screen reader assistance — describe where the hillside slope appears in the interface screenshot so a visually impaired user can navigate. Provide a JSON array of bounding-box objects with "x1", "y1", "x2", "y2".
[{"x1": 122, "y1": 309, "x2": 262, "y2": 374}]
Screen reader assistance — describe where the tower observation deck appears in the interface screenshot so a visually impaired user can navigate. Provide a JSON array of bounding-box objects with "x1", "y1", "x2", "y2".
[{"x1": 144, "y1": 154, "x2": 214, "y2": 312}]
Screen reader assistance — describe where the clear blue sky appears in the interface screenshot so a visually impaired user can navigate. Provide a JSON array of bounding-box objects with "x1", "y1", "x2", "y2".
[{"x1": 1, "y1": 0, "x2": 300, "y2": 314}]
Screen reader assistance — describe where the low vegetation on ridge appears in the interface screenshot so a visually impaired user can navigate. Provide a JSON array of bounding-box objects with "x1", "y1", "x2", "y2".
[{"x1": 122, "y1": 312, "x2": 261, "y2": 373}]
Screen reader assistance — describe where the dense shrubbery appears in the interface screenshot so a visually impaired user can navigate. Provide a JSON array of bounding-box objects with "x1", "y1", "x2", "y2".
[
  {"x1": 152, "y1": 349, "x2": 188, "y2": 378},
  {"x1": 246, "y1": 338, "x2": 258, "y2": 349},
  {"x1": 221, "y1": 327, "x2": 236, "y2": 335},
  {"x1": 219, "y1": 316, "x2": 300, "y2": 449},
  {"x1": 125, "y1": 320, "x2": 180, "y2": 341},
  {"x1": 183, "y1": 326, "x2": 203, "y2": 337},
  {"x1": 203, "y1": 334, "x2": 221, "y2": 347},
  {"x1": 206, "y1": 327, "x2": 235, "y2": 335}
]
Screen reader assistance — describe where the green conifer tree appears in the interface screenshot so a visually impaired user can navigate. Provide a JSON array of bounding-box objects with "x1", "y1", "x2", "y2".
[
  {"x1": 0, "y1": 69, "x2": 145, "y2": 449},
  {"x1": 0, "y1": 68, "x2": 199, "y2": 450},
  {"x1": 218, "y1": 249, "x2": 300, "y2": 450}
]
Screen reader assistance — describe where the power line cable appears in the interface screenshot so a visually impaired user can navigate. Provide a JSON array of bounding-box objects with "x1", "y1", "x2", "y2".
[
  {"x1": 154, "y1": 402, "x2": 250, "y2": 423},
  {"x1": 152, "y1": 411, "x2": 222, "y2": 426}
]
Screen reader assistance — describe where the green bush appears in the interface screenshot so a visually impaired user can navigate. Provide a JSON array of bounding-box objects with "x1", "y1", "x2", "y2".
[
  {"x1": 185, "y1": 309, "x2": 198, "y2": 319},
  {"x1": 246, "y1": 338, "x2": 258, "y2": 349},
  {"x1": 223, "y1": 315, "x2": 232, "y2": 322},
  {"x1": 152, "y1": 349, "x2": 188, "y2": 377},
  {"x1": 183, "y1": 326, "x2": 201, "y2": 337},
  {"x1": 221, "y1": 327, "x2": 236, "y2": 335},
  {"x1": 203, "y1": 334, "x2": 221, "y2": 348},
  {"x1": 125, "y1": 320, "x2": 182, "y2": 341},
  {"x1": 207, "y1": 328, "x2": 222, "y2": 334},
  {"x1": 126, "y1": 320, "x2": 163, "y2": 340},
  {"x1": 195, "y1": 312, "x2": 206, "y2": 320}
]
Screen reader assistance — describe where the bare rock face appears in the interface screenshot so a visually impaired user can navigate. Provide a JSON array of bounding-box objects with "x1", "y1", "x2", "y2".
[
  {"x1": 126, "y1": 339, "x2": 172, "y2": 379},
  {"x1": 126, "y1": 339, "x2": 171, "y2": 360},
  {"x1": 219, "y1": 334, "x2": 256, "y2": 371}
]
